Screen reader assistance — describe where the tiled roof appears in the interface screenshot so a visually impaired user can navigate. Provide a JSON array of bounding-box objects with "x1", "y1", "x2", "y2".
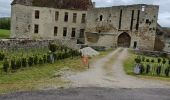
[{"x1": 11, "y1": 0, "x2": 93, "y2": 10}]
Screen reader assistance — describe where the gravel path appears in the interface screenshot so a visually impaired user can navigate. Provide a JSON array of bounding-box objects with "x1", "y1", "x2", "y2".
[{"x1": 66, "y1": 48, "x2": 170, "y2": 88}]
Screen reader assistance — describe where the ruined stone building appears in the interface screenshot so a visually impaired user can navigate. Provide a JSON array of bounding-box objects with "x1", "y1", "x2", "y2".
[{"x1": 11, "y1": 0, "x2": 159, "y2": 50}]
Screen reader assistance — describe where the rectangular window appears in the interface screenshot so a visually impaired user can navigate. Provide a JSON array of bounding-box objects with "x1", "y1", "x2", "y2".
[
  {"x1": 73, "y1": 13, "x2": 77, "y2": 23},
  {"x1": 34, "y1": 24, "x2": 39, "y2": 34},
  {"x1": 136, "y1": 10, "x2": 140, "y2": 30},
  {"x1": 55, "y1": 11, "x2": 59, "y2": 21},
  {"x1": 130, "y1": 10, "x2": 134, "y2": 30},
  {"x1": 71, "y1": 28, "x2": 76, "y2": 37},
  {"x1": 63, "y1": 27, "x2": 67, "y2": 37},
  {"x1": 80, "y1": 29, "x2": 85, "y2": 38},
  {"x1": 54, "y1": 27, "x2": 58, "y2": 36},
  {"x1": 81, "y1": 14, "x2": 86, "y2": 23},
  {"x1": 35, "y1": 10, "x2": 39, "y2": 19},
  {"x1": 64, "y1": 12, "x2": 68, "y2": 22},
  {"x1": 119, "y1": 9, "x2": 122, "y2": 29}
]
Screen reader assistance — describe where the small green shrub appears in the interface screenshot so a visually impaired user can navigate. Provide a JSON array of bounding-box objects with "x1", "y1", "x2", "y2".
[
  {"x1": 158, "y1": 58, "x2": 162, "y2": 63},
  {"x1": 151, "y1": 59, "x2": 154, "y2": 63},
  {"x1": 0, "y1": 52, "x2": 5, "y2": 61},
  {"x1": 162, "y1": 59, "x2": 166, "y2": 64},
  {"x1": 16, "y1": 59, "x2": 22, "y2": 69},
  {"x1": 142, "y1": 56, "x2": 145, "y2": 62},
  {"x1": 39, "y1": 57, "x2": 43, "y2": 65},
  {"x1": 22, "y1": 58, "x2": 27, "y2": 67},
  {"x1": 3, "y1": 59, "x2": 9, "y2": 73},
  {"x1": 43, "y1": 55, "x2": 47, "y2": 63},
  {"x1": 11, "y1": 59, "x2": 16, "y2": 70},
  {"x1": 135, "y1": 58, "x2": 141, "y2": 63},
  {"x1": 28, "y1": 57, "x2": 34, "y2": 66},
  {"x1": 34, "y1": 55, "x2": 38, "y2": 65},
  {"x1": 146, "y1": 59, "x2": 150, "y2": 62},
  {"x1": 48, "y1": 43, "x2": 57, "y2": 52}
]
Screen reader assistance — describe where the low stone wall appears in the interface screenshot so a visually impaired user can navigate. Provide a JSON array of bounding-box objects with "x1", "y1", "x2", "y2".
[{"x1": 0, "y1": 39, "x2": 79, "y2": 51}]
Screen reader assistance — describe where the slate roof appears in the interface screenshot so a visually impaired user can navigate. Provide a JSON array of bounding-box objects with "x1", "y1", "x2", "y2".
[{"x1": 11, "y1": 0, "x2": 93, "y2": 10}]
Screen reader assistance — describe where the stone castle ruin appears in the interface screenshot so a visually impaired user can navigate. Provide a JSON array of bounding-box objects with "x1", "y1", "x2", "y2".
[{"x1": 10, "y1": 0, "x2": 163, "y2": 51}]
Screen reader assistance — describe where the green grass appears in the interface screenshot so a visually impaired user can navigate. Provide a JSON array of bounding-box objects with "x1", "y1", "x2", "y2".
[
  {"x1": 0, "y1": 29, "x2": 10, "y2": 39},
  {"x1": 0, "y1": 57, "x2": 85, "y2": 94},
  {"x1": 123, "y1": 50, "x2": 170, "y2": 81}
]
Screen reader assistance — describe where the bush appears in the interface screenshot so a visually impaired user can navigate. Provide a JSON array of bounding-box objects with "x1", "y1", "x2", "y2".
[
  {"x1": 34, "y1": 55, "x2": 38, "y2": 65},
  {"x1": 39, "y1": 57, "x2": 43, "y2": 65},
  {"x1": 146, "y1": 59, "x2": 150, "y2": 62},
  {"x1": 43, "y1": 55, "x2": 47, "y2": 63},
  {"x1": 135, "y1": 58, "x2": 141, "y2": 63},
  {"x1": 48, "y1": 43, "x2": 57, "y2": 52},
  {"x1": 151, "y1": 59, "x2": 154, "y2": 63},
  {"x1": 11, "y1": 59, "x2": 16, "y2": 70},
  {"x1": 28, "y1": 57, "x2": 34, "y2": 66},
  {"x1": 47, "y1": 54, "x2": 51, "y2": 63},
  {"x1": 162, "y1": 59, "x2": 166, "y2": 64},
  {"x1": 22, "y1": 58, "x2": 27, "y2": 67},
  {"x1": 158, "y1": 58, "x2": 161, "y2": 63},
  {"x1": 0, "y1": 52, "x2": 5, "y2": 61},
  {"x1": 142, "y1": 56, "x2": 145, "y2": 62},
  {"x1": 16, "y1": 59, "x2": 22, "y2": 69},
  {"x1": 3, "y1": 59, "x2": 9, "y2": 73}
]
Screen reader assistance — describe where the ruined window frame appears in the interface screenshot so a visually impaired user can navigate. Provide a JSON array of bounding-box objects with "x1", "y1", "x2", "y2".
[
  {"x1": 34, "y1": 24, "x2": 39, "y2": 34},
  {"x1": 63, "y1": 27, "x2": 67, "y2": 37},
  {"x1": 54, "y1": 26, "x2": 58, "y2": 36},
  {"x1": 35, "y1": 10, "x2": 40, "y2": 19},
  {"x1": 73, "y1": 13, "x2": 77, "y2": 23},
  {"x1": 55, "y1": 11, "x2": 59, "y2": 21},
  {"x1": 80, "y1": 29, "x2": 85, "y2": 38},
  {"x1": 81, "y1": 14, "x2": 86, "y2": 23},
  {"x1": 99, "y1": 15, "x2": 103, "y2": 21},
  {"x1": 71, "y1": 28, "x2": 76, "y2": 38},
  {"x1": 64, "y1": 12, "x2": 69, "y2": 22}
]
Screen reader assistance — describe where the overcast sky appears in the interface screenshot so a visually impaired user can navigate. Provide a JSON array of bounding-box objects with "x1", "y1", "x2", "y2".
[{"x1": 0, "y1": 0, "x2": 170, "y2": 27}]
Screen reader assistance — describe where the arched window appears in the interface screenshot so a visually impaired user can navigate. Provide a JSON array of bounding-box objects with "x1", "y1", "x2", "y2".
[{"x1": 100, "y1": 15, "x2": 103, "y2": 21}]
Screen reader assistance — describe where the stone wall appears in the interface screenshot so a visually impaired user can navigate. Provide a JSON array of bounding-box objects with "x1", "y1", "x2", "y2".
[
  {"x1": 11, "y1": 4, "x2": 87, "y2": 41},
  {"x1": 85, "y1": 4, "x2": 159, "y2": 50},
  {"x1": 0, "y1": 39, "x2": 79, "y2": 51}
]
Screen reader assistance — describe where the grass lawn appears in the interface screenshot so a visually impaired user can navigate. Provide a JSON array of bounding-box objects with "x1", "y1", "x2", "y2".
[
  {"x1": 0, "y1": 57, "x2": 86, "y2": 94},
  {"x1": 0, "y1": 29, "x2": 10, "y2": 39},
  {"x1": 123, "y1": 50, "x2": 170, "y2": 81}
]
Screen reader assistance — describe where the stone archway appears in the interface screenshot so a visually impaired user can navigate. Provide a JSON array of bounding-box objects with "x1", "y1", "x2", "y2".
[{"x1": 117, "y1": 32, "x2": 131, "y2": 47}]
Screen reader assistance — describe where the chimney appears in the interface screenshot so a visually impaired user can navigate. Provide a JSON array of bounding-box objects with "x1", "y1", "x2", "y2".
[{"x1": 92, "y1": 2, "x2": 96, "y2": 8}]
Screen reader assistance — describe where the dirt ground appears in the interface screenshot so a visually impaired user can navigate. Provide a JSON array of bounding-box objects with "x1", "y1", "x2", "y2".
[{"x1": 64, "y1": 48, "x2": 170, "y2": 88}]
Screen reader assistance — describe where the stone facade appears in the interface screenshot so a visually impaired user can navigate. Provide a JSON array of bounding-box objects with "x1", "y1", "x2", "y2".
[
  {"x1": 86, "y1": 4, "x2": 159, "y2": 50},
  {"x1": 11, "y1": 0, "x2": 159, "y2": 51}
]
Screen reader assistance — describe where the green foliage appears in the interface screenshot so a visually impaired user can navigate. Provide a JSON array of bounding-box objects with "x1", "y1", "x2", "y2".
[
  {"x1": 0, "y1": 29, "x2": 10, "y2": 39},
  {"x1": 22, "y1": 58, "x2": 27, "y2": 67},
  {"x1": 135, "y1": 58, "x2": 141, "y2": 63},
  {"x1": 151, "y1": 59, "x2": 154, "y2": 63},
  {"x1": 162, "y1": 59, "x2": 166, "y2": 64},
  {"x1": 43, "y1": 55, "x2": 47, "y2": 63},
  {"x1": 28, "y1": 57, "x2": 34, "y2": 67},
  {"x1": 3, "y1": 59, "x2": 9, "y2": 73},
  {"x1": 39, "y1": 57, "x2": 43, "y2": 64},
  {"x1": 48, "y1": 43, "x2": 57, "y2": 52},
  {"x1": 1, "y1": 44, "x2": 80, "y2": 73},
  {"x1": 34, "y1": 55, "x2": 38, "y2": 65},
  {"x1": 0, "y1": 52, "x2": 5, "y2": 61},
  {"x1": 146, "y1": 59, "x2": 150, "y2": 62},
  {"x1": 11, "y1": 59, "x2": 16, "y2": 70},
  {"x1": 0, "y1": 17, "x2": 10, "y2": 30},
  {"x1": 16, "y1": 59, "x2": 22, "y2": 69},
  {"x1": 158, "y1": 58, "x2": 161, "y2": 63}
]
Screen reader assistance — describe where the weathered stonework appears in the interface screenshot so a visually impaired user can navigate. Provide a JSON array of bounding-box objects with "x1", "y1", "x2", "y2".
[
  {"x1": 11, "y1": 0, "x2": 159, "y2": 51},
  {"x1": 85, "y1": 4, "x2": 159, "y2": 50}
]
